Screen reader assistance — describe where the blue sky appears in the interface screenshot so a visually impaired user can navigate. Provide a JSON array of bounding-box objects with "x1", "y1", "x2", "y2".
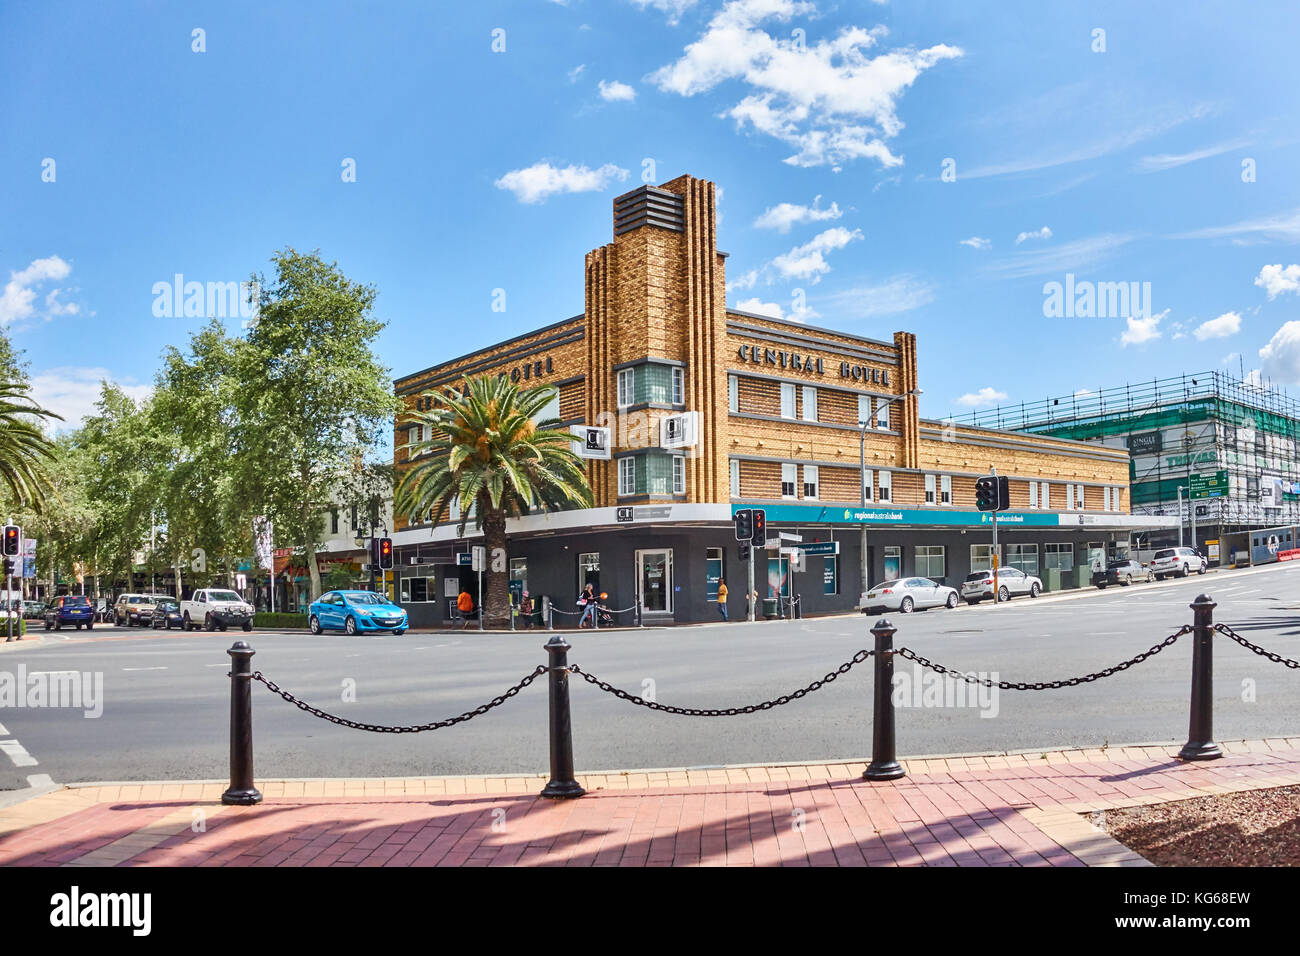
[{"x1": 4, "y1": 0, "x2": 1300, "y2": 431}]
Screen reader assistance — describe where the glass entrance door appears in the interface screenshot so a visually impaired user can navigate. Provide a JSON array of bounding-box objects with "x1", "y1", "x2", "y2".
[{"x1": 636, "y1": 549, "x2": 673, "y2": 613}]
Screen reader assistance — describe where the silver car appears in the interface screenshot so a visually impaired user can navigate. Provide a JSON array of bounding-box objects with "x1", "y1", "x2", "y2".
[
  {"x1": 1150, "y1": 547, "x2": 1207, "y2": 580},
  {"x1": 961, "y1": 567, "x2": 1042, "y2": 604},
  {"x1": 859, "y1": 577, "x2": 959, "y2": 614}
]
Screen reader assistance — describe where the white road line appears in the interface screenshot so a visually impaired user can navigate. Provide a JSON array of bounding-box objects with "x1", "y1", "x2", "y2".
[
  {"x1": 26, "y1": 773, "x2": 54, "y2": 788},
  {"x1": 122, "y1": 666, "x2": 168, "y2": 671},
  {"x1": 0, "y1": 722, "x2": 6, "y2": 735},
  {"x1": 0, "y1": 739, "x2": 38, "y2": 767}
]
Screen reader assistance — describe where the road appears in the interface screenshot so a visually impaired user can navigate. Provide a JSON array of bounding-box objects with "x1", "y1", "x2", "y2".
[{"x1": 1, "y1": 563, "x2": 1298, "y2": 787}]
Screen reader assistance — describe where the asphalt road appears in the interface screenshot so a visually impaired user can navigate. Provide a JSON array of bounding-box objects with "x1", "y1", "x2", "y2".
[{"x1": 1, "y1": 563, "x2": 1297, "y2": 787}]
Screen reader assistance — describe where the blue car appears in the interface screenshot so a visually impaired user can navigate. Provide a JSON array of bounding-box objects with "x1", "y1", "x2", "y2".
[
  {"x1": 43, "y1": 594, "x2": 96, "y2": 631},
  {"x1": 308, "y1": 590, "x2": 408, "y2": 636}
]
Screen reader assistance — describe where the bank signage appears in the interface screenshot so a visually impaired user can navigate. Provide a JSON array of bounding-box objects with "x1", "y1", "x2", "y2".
[{"x1": 736, "y1": 503, "x2": 1061, "y2": 527}]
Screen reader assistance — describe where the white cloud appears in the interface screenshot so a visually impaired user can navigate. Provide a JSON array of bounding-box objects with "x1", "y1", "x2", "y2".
[
  {"x1": 820, "y1": 274, "x2": 934, "y2": 319},
  {"x1": 955, "y1": 387, "x2": 1007, "y2": 408},
  {"x1": 1176, "y1": 208, "x2": 1300, "y2": 244},
  {"x1": 726, "y1": 268, "x2": 760, "y2": 292},
  {"x1": 598, "y1": 79, "x2": 637, "y2": 102},
  {"x1": 648, "y1": 0, "x2": 961, "y2": 169},
  {"x1": 987, "y1": 233, "x2": 1135, "y2": 280},
  {"x1": 959, "y1": 236, "x2": 990, "y2": 250},
  {"x1": 567, "y1": 64, "x2": 587, "y2": 83},
  {"x1": 1259, "y1": 321, "x2": 1300, "y2": 385},
  {"x1": 733, "y1": 297, "x2": 784, "y2": 318},
  {"x1": 1120, "y1": 308, "x2": 1169, "y2": 347},
  {"x1": 494, "y1": 161, "x2": 629, "y2": 204},
  {"x1": 0, "y1": 255, "x2": 76, "y2": 325},
  {"x1": 1014, "y1": 226, "x2": 1052, "y2": 245},
  {"x1": 29, "y1": 367, "x2": 152, "y2": 432},
  {"x1": 753, "y1": 195, "x2": 843, "y2": 232},
  {"x1": 769, "y1": 226, "x2": 862, "y2": 282},
  {"x1": 1193, "y1": 311, "x2": 1241, "y2": 341},
  {"x1": 1255, "y1": 263, "x2": 1300, "y2": 299},
  {"x1": 1073, "y1": 388, "x2": 1095, "y2": 398},
  {"x1": 630, "y1": 0, "x2": 699, "y2": 26},
  {"x1": 1137, "y1": 139, "x2": 1249, "y2": 173}
]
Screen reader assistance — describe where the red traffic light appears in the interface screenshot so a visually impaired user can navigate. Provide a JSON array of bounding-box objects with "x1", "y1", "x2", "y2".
[
  {"x1": 1, "y1": 526, "x2": 19, "y2": 556},
  {"x1": 378, "y1": 537, "x2": 393, "y2": 570},
  {"x1": 751, "y1": 509, "x2": 766, "y2": 544}
]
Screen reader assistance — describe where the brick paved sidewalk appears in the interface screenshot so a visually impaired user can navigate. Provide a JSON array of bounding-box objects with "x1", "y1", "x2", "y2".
[{"x1": 1, "y1": 738, "x2": 1297, "y2": 867}]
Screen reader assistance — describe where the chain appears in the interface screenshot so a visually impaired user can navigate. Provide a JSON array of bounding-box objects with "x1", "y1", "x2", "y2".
[
  {"x1": 1215, "y1": 623, "x2": 1300, "y2": 669},
  {"x1": 896, "y1": 625, "x2": 1192, "y2": 691},
  {"x1": 567, "y1": 649, "x2": 873, "y2": 717},
  {"x1": 250, "y1": 665, "x2": 547, "y2": 732}
]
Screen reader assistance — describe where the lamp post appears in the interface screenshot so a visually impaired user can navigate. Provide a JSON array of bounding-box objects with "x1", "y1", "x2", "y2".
[
  {"x1": 1184, "y1": 432, "x2": 1197, "y2": 551},
  {"x1": 859, "y1": 388, "x2": 923, "y2": 598}
]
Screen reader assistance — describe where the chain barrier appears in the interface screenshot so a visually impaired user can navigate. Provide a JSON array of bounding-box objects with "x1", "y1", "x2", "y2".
[
  {"x1": 250, "y1": 666, "x2": 547, "y2": 733},
  {"x1": 896, "y1": 625, "x2": 1192, "y2": 691},
  {"x1": 568, "y1": 649, "x2": 873, "y2": 717},
  {"x1": 1215, "y1": 623, "x2": 1300, "y2": 669}
]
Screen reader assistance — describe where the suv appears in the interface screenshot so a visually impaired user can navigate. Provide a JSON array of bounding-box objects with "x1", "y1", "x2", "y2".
[
  {"x1": 181, "y1": 588, "x2": 255, "y2": 632},
  {"x1": 1150, "y1": 547, "x2": 1207, "y2": 580},
  {"x1": 114, "y1": 593, "x2": 172, "y2": 627},
  {"x1": 961, "y1": 567, "x2": 1042, "y2": 604},
  {"x1": 43, "y1": 594, "x2": 96, "y2": 630}
]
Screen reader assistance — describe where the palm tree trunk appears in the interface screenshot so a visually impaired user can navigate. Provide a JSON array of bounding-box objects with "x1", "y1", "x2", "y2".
[{"x1": 482, "y1": 508, "x2": 510, "y2": 627}]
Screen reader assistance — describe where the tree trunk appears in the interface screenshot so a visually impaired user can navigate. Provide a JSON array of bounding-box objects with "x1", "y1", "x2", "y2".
[
  {"x1": 305, "y1": 539, "x2": 321, "y2": 604},
  {"x1": 482, "y1": 508, "x2": 510, "y2": 628}
]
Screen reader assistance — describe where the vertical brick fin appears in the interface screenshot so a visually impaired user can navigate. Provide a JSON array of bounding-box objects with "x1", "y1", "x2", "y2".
[
  {"x1": 585, "y1": 245, "x2": 613, "y2": 508},
  {"x1": 894, "y1": 330, "x2": 920, "y2": 470}
]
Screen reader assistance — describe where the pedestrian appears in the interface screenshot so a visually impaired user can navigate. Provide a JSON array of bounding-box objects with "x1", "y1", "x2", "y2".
[
  {"x1": 717, "y1": 579, "x2": 729, "y2": 621},
  {"x1": 520, "y1": 590, "x2": 533, "y2": 629},
  {"x1": 578, "y1": 582, "x2": 597, "y2": 628},
  {"x1": 457, "y1": 589, "x2": 475, "y2": 629}
]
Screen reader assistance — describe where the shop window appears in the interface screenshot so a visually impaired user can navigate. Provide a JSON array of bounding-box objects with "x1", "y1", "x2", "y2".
[
  {"x1": 1045, "y1": 542, "x2": 1074, "y2": 571},
  {"x1": 1007, "y1": 544, "x2": 1039, "y2": 575},
  {"x1": 916, "y1": 545, "x2": 945, "y2": 579},
  {"x1": 970, "y1": 544, "x2": 999, "y2": 573}
]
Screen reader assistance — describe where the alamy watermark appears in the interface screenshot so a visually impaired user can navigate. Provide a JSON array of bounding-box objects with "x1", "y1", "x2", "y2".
[
  {"x1": 152, "y1": 275, "x2": 260, "y2": 328},
  {"x1": 0, "y1": 665, "x2": 103, "y2": 718},
  {"x1": 892, "y1": 665, "x2": 999, "y2": 718},
  {"x1": 1042, "y1": 273, "x2": 1152, "y2": 319}
]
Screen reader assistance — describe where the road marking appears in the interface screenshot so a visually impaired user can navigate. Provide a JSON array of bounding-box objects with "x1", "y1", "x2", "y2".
[
  {"x1": 26, "y1": 773, "x2": 54, "y2": 788},
  {"x1": 0, "y1": 739, "x2": 38, "y2": 767},
  {"x1": 0, "y1": 722, "x2": 6, "y2": 735}
]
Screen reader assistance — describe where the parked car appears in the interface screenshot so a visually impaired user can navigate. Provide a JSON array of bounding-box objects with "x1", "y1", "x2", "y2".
[
  {"x1": 181, "y1": 588, "x2": 255, "y2": 632},
  {"x1": 308, "y1": 590, "x2": 408, "y2": 635},
  {"x1": 23, "y1": 600, "x2": 46, "y2": 619},
  {"x1": 859, "y1": 577, "x2": 959, "y2": 614},
  {"x1": 1092, "y1": 559, "x2": 1154, "y2": 589},
  {"x1": 1150, "y1": 547, "x2": 1208, "y2": 580},
  {"x1": 114, "y1": 593, "x2": 172, "y2": 627},
  {"x1": 961, "y1": 567, "x2": 1042, "y2": 604},
  {"x1": 149, "y1": 597, "x2": 185, "y2": 630},
  {"x1": 43, "y1": 594, "x2": 96, "y2": 630}
]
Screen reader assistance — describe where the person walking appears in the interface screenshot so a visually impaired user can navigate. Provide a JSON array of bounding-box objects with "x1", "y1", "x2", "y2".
[
  {"x1": 457, "y1": 589, "x2": 475, "y2": 629},
  {"x1": 716, "y1": 579, "x2": 729, "y2": 621},
  {"x1": 578, "y1": 582, "x2": 597, "y2": 628}
]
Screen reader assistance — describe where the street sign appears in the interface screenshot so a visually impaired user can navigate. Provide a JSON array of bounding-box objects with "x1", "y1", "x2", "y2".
[
  {"x1": 457, "y1": 552, "x2": 473, "y2": 567},
  {"x1": 1190, "y1": 470, "x2": 1228, "y2": 499},
  {"x1": 471, "y1": 545, "x2": 485, "y2": 572},
  {"x1": 778, "y1": 532, "x2": 803, "y2": 542},
  {"x1": 796, "y1": 541, "x2": 839, "y2": 556}
]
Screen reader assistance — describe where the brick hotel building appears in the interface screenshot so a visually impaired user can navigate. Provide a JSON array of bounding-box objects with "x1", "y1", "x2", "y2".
[{"x1": 391, "y1": 174, "x2": 1173, "y2": 625}]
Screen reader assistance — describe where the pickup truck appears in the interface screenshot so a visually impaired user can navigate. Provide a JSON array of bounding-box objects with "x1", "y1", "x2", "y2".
[{"x1": 181, "y1": 588, "x2": 255, "y2": 632}]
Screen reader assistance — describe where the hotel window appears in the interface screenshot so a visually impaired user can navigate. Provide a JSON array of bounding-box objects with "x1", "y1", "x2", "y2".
[
  {"x1": 915, "y1": 545, "x2": 945, "y2": 579},
  {"x1": 801, "y1": 386, "x2": 818, "y2": 422},
  {"x1": 407, "y1": 424, "x2": 420, "y2": 455},
  {"x1": 1006, "y1": 544, "x2": 1039, "y2": 575},
  {"x1": 1113, "y1": 487, "x2": 1123, "y2": 511},
  {"x1": 862, "y1": 469, "x2": 874, "y2": 503},
  {"x1": 730, "y1": 460, "x2": 740, "y2": 498},
  {"x1": 618, "y1": 456, "x2": 636, "y2": 496},
  {"x1": 1064, "y1": 483, "x2": 1077, "y2": 510},
  {"x1": 1040, "y1": 481, "x2": 1050, "y2": 509},
  {"x1": 803, "y1": 464, "x2": 819, "y2": 499},
  {"x1": 728, "y1": 375, "x2": 738, "y2": 413},
  {"x1": 671, "y1": 367, "x2": 685, "y2": 405},
  {"x1": 924, "y1": 474, "x2": 936, "y2": 504},
  {"x1": 1045, "y1": 542, "x2": 1074, "y2": 571},
  {"x1": 781, "y1": 463, "x2": 797, "y2": 498},
  {"x1": 1029, "y1": 481, "x2": 1039, "y2": 509},
  {"x1": 672, "y1": 455, "x2": 686, "y2": 495},
  {"x1": 617, "y1": 369, "x2": 634, "y2": 408},
  {"x1": 877, "y1": 470, "x2": 892, "y2": 502},
  {"x1": 1103, "y1": 487, "x2": 1113, "y2": 512},
  {"x1": 1075, "y1": 484, "x2": 1085, "y2": 510},
  {"x1": 970, "y1": 544, "x2": 999, "y2": 573},
  {"x1": 875, "y1": 398, "x2": 890, "y2": 429},
  {"x1": 780, "y1": 382, "x2": 796, "y2": 419},
  {"x1": 858, "y1": 394, "x2": 871, "y2": 425},
  {"x1": 941, "y1": 475, "x2": 952, "y2": 505}
]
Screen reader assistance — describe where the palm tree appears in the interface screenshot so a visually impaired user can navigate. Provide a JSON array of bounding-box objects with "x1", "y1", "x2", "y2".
[
  {"x1": 396, "y1": 375, "x2": 592, "y2": 627},
  {"x1": 0, "y1": 381, "x2": 62, "y2": 513}
]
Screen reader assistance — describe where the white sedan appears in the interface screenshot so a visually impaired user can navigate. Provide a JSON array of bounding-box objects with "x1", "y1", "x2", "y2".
[{"x1": 859, "y1": 577, "x2": 959, "y2": 614}]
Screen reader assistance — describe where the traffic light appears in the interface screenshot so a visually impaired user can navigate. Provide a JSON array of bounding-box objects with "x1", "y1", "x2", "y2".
[
  {"x1": 751, "y1": 508, "x2": 767, "y2": 544},
  {"x1": 1, "y1": 558, "x2": 12, "y2": 577},
  {"x1": 733, "y1": 509, "x2": 753, "y2": 542},
  {"x1": 975, "y1": 476, "x2": 997, "y2": 512},
  {"x1": 378, "y1": 538, "x2": 393, "y2": 570},
  {"x1": 996, "y1": 475, "x2": 1010, "y2": 511},
  {"x1": 738, "y1": 544, "x2": 751, "y2": 561},
  {"x1": 1, "y1": 525, "x2": 19, "y2": 556}
]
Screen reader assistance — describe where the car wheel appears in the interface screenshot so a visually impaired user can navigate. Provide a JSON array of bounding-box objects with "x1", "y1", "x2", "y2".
[
  {"x1": 44, "y1": 622, "x2": 51, "y2": 630},
  {"x1": 114, "y1": 614, "x2": 122, "y2": 627},
  {"x1": 965, "y1": 599, "x2": 979, "y2": 606},
  {"x1": 182, "y1": 612, "x2": 192, "y2": 631},
  {"x1": 204, "y1": 613, "x2": 215, "y2": 632},
  {"x1": 997, "y1": 586, "x2": 1009, "y2": 603},
  {"x1": 393, "y1": 628, "x2": 407, "y2": 636},
  {"x1": 309, "y1": 614, "x2": 322, "y2": 635},
  {"x1": 1197, "y1": 565, "x2": 1206, "y2": 575},
  {"x1": 1029, "y1": 582, "x2": 1041, "y2": 598},
  {"x1": 345, "y1": 615, "x2": 358, "y2": 635},
  {"x1": 1096, "y1": 583, "x2": 1106, "y2": 590},
  {"x1": 945, "y1": 592, "x2": 958, "y2": 609},
  {"x1": 241, "y1": 622, "x2": 252, "y2": 632},
  {"x1": 1125, "y1": 575, "x2": 1132, "y2": 586},
  {"x1": 900, "y1": 597, "x2": 914, "y2": 613},
  {"x1": 1147, "y1": 572, "x2": 1154, "y2": 582},
  {"x1": 54, "y1": 620, "x2": 62, "y2": 630}
]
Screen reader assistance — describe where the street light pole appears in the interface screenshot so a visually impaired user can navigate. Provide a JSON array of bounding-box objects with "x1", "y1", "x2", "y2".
[{"x1": 1184, "y1": 432, "x2": 1197, "y2": 551}]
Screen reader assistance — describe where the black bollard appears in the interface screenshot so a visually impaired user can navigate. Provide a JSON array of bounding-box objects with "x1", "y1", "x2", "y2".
[
  {"x1": 1179, "y1": 594, "x2": 1223, "y2": 761},
  {"x1": 222, "y1": 641, "x2": 263, "y2": 805},
  {"x1": 864, "y1": 618, "x2": 906, "y2": 781},
  {"x1": 541, "y1": 636, "x2": 585, "y2": 798},
  {"x1": 795, "y1": 594, "x2": 802, "y2": 620}
]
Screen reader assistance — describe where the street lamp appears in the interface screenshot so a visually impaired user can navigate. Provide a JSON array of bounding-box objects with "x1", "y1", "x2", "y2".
[
  {"x1": 858, "y1": 387, "x2": 923, "y2": 597},
  {"x1": 1183, "y1": 432, "x2": 1197, "y2": 551}
]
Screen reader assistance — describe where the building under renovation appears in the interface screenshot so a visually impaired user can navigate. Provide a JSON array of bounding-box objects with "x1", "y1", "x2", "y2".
[{"x1": 958, "y1": 371, "x2": 1300, "y2": 560}]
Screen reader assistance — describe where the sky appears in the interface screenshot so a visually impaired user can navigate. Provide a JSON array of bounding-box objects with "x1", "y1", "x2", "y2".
[{"x1": 4, "y1": 0, "x2": 1300, "y2": 433}]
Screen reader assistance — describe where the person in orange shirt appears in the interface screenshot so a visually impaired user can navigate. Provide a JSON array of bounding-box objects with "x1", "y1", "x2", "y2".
[
  {"x1": 717, "y1": 579, "x2": 729, "y2": 621},
  {"x1": 457, "y1": 590, "x2": 475, "y2": 629}
]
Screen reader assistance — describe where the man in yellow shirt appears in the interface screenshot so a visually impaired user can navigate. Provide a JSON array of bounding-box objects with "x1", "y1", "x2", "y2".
[{"x1": 717, "y1": 579, "x2": 729, "y2": 621}]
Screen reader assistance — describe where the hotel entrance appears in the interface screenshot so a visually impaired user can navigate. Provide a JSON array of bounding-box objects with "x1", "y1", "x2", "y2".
[{"x1": 636, "y1": 549, "x2": 673, "y2": 614}]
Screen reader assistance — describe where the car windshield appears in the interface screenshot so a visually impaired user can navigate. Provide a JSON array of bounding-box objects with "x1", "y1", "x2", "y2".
[
  {"x1": 207, "y1": 591, "x2": 241, "y2": 602},
  {"x1": 157, "y1": 600, "x2": 179, "y2": 610},
  {"x1": 128, "y1": 597, "x2": 147, "y2": 604},
  {"x1": 342, "y1": 591, "x2": 389, "y2": 605}
]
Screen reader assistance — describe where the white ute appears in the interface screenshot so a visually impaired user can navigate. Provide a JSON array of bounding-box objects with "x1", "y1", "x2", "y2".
[{"x1": 181, "y1": 588, "x2": 255, "y2": 632}]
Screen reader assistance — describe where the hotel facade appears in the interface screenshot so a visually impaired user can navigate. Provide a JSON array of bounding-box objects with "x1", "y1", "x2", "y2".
[{"x1": 391, "y1": 174, "x2": 1172, "y2": 625}]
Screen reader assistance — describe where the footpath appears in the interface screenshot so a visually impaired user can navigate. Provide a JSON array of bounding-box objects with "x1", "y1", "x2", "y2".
[{"x1": 1, "y1": 738, "x2": 1297, "y2": 867}]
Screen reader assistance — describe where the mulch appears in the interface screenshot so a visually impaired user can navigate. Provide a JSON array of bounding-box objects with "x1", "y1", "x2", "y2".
[{"x1": 1101, "y1": 785, "x2": 1300, "y2": 866}]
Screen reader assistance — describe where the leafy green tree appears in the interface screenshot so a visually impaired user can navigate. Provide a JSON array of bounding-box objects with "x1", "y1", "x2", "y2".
[
  {"x1": 234, "y1": 249, "x2": 400, "y2": 603},
  {"x1": 395, "y1": 375, "x2": 592, "y2": 627}
]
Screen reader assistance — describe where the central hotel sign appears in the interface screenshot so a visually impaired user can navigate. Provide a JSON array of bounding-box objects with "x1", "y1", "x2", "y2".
[{"x1": 736, "y1": 344, "x2": 891, "y2": 385}]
